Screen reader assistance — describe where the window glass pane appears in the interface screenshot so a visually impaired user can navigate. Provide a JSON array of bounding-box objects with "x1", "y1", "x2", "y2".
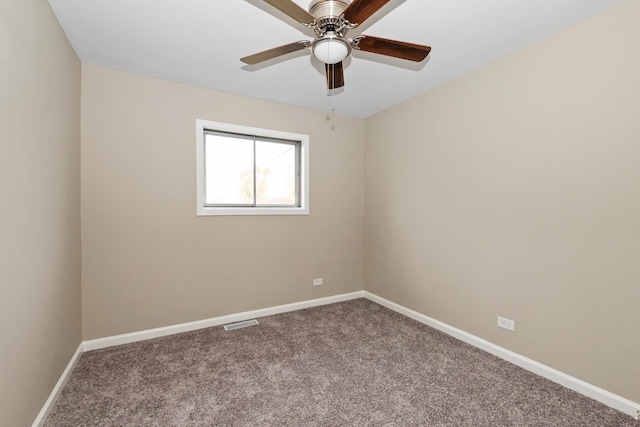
[
  {"x1": 255, "y1": 140, "x2": 297, "y2": 206},
  {"x1": 204, "y1": 133, "x2": 254, "y2": 205}
]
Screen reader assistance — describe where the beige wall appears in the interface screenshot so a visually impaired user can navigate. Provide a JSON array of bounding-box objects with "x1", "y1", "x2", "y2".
[
  {"x1": 80, "y1": 65, "x2": 365, "y2": 339},
  {"x1": 365, "y1": 0, "x2": 640, "y2": 404},
  {"x1": 0, "y1": 0, "x2": 82, "y2": 425},
  {"x1": 3, "y1": 0, "x2": 636, "y2": 420}
]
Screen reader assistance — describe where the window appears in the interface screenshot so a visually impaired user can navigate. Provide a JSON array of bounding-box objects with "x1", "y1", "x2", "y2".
[{"x1": 196, "y1": 119, "x2": 309, "y2": 216}]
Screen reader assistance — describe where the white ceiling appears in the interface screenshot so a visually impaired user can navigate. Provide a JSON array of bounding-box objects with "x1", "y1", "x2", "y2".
[{"x1": 48, "y1": 0, "x2": 621, "y2": 118}]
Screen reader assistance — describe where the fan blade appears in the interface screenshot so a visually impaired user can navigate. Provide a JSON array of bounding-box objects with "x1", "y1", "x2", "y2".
[
  {"x1": 241, "y1": 41, "x2": 310, "y2": 65},
  {"x1": 262, "y1": 0, "x2": 316, "y2": 25},
  {"x1": 325, "y1": 62, "x2": 345, "y2": 89},
  {"x1": 353, "y1": 35, "x2": 431, "y2": 62},
  {"x1": 342, "y1": 0, "x2": 391, "y2": 26}
]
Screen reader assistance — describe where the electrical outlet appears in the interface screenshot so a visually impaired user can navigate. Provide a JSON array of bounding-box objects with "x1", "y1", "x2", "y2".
[
  {"x1": 313, "y1": 278, "x2": 323, "y2": 286},
  {"x1": 497, "y1": 316, "x2": 515, "y2": 332}
]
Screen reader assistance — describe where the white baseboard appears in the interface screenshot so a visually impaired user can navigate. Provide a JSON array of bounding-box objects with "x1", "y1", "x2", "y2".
[
  {"x1": 363, "y1": 291, "x2": 640, "y2": 420},
  {"x1": 84, "y1": 291, "x2": 365, "y2": 351},
  {"x1": 31, "y1": 343, "x2": 84, "y2": 427},
  {"x1": 35, "y1": 291, "x2": 364, "y2": 425}
]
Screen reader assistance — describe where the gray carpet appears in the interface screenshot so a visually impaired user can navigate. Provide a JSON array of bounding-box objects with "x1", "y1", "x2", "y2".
[{"x1": 45, "y1": 299, "x2": 638, "y2": 426}]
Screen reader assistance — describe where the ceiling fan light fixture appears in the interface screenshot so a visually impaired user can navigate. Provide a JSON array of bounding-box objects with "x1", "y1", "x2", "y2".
[{"x1": 312, "y1": 35, "x2": 350, "y2": 65}]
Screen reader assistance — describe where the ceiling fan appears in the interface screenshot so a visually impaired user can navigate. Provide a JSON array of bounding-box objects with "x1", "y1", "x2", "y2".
[{"x1": 241, "y1": 0, "x2": 431, "y2": 91}]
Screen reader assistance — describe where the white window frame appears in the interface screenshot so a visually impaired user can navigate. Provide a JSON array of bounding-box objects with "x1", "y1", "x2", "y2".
[{"x1": 196, "y1": 119, "x2": 309, "y2": 216}]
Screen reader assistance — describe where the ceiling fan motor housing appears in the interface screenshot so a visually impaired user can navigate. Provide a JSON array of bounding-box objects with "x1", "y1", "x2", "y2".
[
  {"x1": 309, "y1": 0, "x2": 350, "y2": 20},
  {"x1": 309, "y1": 0, "x2": 354, "y2": 36}
]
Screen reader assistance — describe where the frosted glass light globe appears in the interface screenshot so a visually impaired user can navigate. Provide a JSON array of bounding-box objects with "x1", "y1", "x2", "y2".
[{"x1": 312, "y1": 37, "x2": 350, "y2": 65}]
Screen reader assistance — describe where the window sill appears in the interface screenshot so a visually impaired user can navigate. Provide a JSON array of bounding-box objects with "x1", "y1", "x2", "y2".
[{"x1": 197, "y1": 206, "x2": 309, "y2": 216}]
